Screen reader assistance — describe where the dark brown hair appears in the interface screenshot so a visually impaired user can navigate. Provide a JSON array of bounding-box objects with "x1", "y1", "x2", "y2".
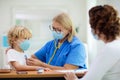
[{"x1": 89, "y1": 5, "x2": 120, "y2": 41}]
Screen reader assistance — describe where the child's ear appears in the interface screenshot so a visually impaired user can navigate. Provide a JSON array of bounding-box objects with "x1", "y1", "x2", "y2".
[{"x1": 13, "y1": 39, "x2": 19, "y2": 44}]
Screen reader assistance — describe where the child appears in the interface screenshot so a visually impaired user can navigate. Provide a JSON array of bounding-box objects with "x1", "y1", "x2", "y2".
[{"x1": 6, "y1": 26, "x2": 46, "y2": 71}]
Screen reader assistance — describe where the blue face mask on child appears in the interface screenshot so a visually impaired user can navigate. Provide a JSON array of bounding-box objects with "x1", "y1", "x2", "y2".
[
  {"x1": 52, "y1": 31, "x2": 64, "y2": 40},
  {"x1": 20, "y1": 40, "x2": 30, "y2": 51}
]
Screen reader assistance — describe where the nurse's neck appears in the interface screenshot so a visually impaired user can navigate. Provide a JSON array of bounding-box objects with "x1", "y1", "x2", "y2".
[{"x1": 59, "y1": 34, "x2": 69, "y2": 43}]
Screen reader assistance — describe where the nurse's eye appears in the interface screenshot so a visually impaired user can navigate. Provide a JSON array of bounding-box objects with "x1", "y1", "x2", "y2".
[
  {"x1": 49, "y1": 25, "x2": 61, "y2": 32},
  {"x1": 53, "y1": 27, "x2": 61, "y2": 32},
  {"x1": 24, "y1": 38, "x2": 29, "y2": 40},
  {"x1": 56, "y1": 30, "x2": 61, "y2": 33},
  {"x1": 56, "y1": 29, "x2": 61, "y2": 32}
]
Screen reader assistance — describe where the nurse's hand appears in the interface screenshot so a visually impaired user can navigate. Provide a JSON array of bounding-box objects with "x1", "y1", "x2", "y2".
[
  {"x1": 64, "y1": 72, "x2": 78, "y2": 80},
  {"x1": 26, "y1": 58, "x2": 43, "y2": 66}
]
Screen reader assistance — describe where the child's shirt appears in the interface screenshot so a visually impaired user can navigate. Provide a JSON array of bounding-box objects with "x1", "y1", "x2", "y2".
[{"x1": 6, "y1": 49, "x2": 28, "y2": 69}]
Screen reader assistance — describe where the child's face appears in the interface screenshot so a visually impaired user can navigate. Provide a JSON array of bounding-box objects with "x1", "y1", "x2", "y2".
[{"x1": 16, "y1": 38, "x2": 26, "y2": 45}]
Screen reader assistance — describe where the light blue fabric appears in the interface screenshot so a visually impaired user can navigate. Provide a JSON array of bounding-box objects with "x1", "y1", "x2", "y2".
[
  {"x1": 35, "y1": 36, "x2": 87, "y2": 69},
  {"x1": 2, "y1": 35, "x2": 9, "y2": 47}
]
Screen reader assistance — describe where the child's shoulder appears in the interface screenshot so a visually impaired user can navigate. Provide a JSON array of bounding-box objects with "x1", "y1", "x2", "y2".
[{"x1": 7, "y1": 49, "x2": 17, "y2": 54}]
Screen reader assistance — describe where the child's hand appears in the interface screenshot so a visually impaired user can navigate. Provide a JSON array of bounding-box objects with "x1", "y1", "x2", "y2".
[{"x1": 26, "y1": 58, "x2": 43, "y2": 66}]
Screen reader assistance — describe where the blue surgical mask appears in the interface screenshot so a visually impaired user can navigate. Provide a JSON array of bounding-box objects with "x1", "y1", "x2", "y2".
[
  {"x1": 93, "y1": 34, "x2": 99, "y2": 40},
  {"x1": 52, "y1": 31, "x2": 64, "y2": 40},
  {"x1": 91, "y1": 31, "x2": 99, "y2": 40},
  {"x1": 19, "y1": 40, "x2": 30, "y2": 51}
]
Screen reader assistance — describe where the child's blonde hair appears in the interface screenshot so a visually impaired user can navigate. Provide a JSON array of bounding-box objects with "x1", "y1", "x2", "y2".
[{"x1": 8, "y1": 25, "x2": 32, "y2": 48}]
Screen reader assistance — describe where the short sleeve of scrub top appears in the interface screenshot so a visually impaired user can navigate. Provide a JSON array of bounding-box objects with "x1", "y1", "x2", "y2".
[
  {"x1": 65, "y1": 38, "x2": 86, "y2": 69},
  {"x1": 34, "y1": 41, "x2": 53, "y2": 62}
]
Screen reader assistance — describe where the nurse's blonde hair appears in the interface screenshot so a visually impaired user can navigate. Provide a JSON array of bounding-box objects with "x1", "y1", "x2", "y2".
[
  {"x1": 53, "y1": 13, "x2": 76, "y2": 42},
  {"x1": 8, "y1": 25, "x2": 32, "y2": 48}
]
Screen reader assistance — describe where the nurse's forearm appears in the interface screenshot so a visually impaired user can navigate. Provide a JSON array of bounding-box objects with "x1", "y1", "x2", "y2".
[
  {"x1": 41, "y1": 62, "x2": 78, "y2": 70},
  {"x1": 41, "y1": 62, "x2": 66, "y2": 70}
]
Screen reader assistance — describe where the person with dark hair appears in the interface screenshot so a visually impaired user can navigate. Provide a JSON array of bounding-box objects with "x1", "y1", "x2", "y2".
[{"x1": 64, "y1": 4, "x2": 120, "y2": 80}]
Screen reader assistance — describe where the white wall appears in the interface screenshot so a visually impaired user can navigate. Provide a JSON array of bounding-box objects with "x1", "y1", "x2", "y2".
[{"x1": 86, "y1": 0, "x2": 98, "y2": 64}]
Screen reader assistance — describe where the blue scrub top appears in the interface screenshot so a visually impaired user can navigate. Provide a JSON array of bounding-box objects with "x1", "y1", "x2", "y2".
[{"x1": 34, "y1": 36, "x2": 87, "y2": 69}]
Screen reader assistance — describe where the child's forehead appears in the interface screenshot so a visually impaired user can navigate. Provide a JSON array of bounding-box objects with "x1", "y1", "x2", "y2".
[{"x1": 17, "y1": 33, "x2": 31, "y2": 39}]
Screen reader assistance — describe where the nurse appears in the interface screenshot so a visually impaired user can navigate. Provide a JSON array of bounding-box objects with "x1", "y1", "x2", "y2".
[{"x1": 27, "y1": 13, "x2": 86, "y2": 70}]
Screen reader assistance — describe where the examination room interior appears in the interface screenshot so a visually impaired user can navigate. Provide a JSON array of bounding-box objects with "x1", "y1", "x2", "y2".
[{"x1": 0, "y1": 0, "x2": 120, "y2": 68}]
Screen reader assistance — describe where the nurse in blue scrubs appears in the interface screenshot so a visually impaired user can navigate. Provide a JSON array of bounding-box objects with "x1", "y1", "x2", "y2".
[{"x1": 27, "y1": 13, "x2": 86, "y2": 70}]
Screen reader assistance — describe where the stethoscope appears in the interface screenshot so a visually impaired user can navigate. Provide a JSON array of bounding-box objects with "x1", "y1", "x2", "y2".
[{"x1": 47, "y1": 40, "x2": 62, "y2": 65}]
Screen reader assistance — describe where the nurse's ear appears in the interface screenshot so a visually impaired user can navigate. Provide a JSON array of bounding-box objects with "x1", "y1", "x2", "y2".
[{"x1": 67, "y1": 29, "x2": 72, "y2": 37}]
